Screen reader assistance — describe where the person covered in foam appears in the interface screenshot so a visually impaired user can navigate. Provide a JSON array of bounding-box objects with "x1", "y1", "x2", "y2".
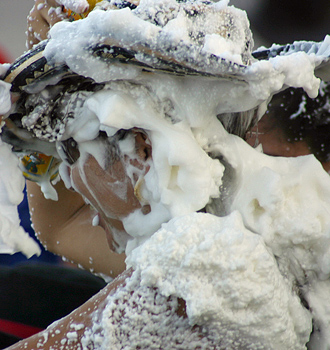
[{"x1": 1, "y1": 0, "x2": 330, "y2": 348}]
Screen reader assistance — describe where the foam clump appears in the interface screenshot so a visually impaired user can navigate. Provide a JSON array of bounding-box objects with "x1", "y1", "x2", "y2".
[{"x1": 0, "y1": 139, "x2": 41, "y2": 257}]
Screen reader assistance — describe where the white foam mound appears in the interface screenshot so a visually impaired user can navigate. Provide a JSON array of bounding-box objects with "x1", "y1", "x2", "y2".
[
  {"x1": 127, "y1": 212, "x2": 312, "y2": 349},
  {"x1": 0, "y1": 139, "x2": 41, "y2": 257}
]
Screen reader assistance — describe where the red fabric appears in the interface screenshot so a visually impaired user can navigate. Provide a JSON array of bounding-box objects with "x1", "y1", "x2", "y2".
[
  {"x1": 0, "y1": 45, "x2": 12, "y2": 64},
  {"x1": 0, "y1": 319, "x2": 43, "y2": 339}
]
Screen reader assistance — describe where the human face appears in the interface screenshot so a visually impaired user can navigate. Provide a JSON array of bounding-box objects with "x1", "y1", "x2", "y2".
[
  {"x1": 246, "y1": 114, "x2": 330, "y2": 174},
  {"x1": 59, "y1": 129, "x2": 152, "y2": 251},
  {"x1": 246, "y1": 115, "x2": 311, "y2": 158}
]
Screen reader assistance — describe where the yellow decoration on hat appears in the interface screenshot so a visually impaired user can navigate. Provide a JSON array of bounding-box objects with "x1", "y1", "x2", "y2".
[
  {"x1": 19, "y1": 153, "x2": 60, "y2": 183},
  {"x1": 86, "y1": 0, "x2": 102, "y2": 9},
  {"x1": 65, "y1": 0, "x2": 103, "y2": 21}
]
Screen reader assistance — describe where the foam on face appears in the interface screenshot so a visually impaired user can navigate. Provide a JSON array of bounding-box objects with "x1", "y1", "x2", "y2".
[
  {"x1": 58, "y1": 78, "x2": 330, "y2": 347},
  {"x1": 39, "y1": 2, "x2": 330, "y2": 344},
  {"x1": 2, "y1": 0, "x2": 330, "y2": 347},
  {"x1": 61, "y1": 82, "x2": 225, "y2": 252}
]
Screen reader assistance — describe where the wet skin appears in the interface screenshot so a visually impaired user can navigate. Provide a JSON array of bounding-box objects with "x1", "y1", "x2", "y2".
[
  {"x1": 65, "y1": 130, "x2": 151, "y2": 250},
  {"x1": 246, "y1": 116, "x2": 311, "y2": 157}
]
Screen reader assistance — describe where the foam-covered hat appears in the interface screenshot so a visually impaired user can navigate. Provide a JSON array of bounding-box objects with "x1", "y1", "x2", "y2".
[{"x1": 1, "y1": 0, "x2": 330, "y2": 150}]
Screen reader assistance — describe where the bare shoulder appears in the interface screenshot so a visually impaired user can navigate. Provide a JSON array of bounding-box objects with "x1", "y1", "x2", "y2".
[
  {"x1": 86, "y1": 269, "x2": 220, "y2": 350},
  {"x1": 6, "y1": 268, "x2": 214, "y2": 350},
  {"x1": 5, "y1": 269, "x2": 132, "y2": 350},
  {"x1": 92, "y1": 270, "x2": 268, "y2": 350},
  {"x1": 6, "y1": 269, "x2": 261, "y2": 350}
]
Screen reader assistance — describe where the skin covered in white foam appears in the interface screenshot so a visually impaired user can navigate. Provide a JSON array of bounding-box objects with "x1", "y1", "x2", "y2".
[
  {"x1": 62, "y1": 81, "x2": 225, "y2": 252},
  {"x1": 127, "y1": 212, "x2": 312, "y2": 349},
  {"x1": 57, "y1": 75, "x2": 330, "y2": 346},
  {"x1": 218, "y1": 135, "x2": 330, "y2": 348},
  {"x1": 49, "y1": 21, "x2": 330, "y2": 347},
  {"x1": 11, "y1": 0, "x2": 330, "y2": 347}
]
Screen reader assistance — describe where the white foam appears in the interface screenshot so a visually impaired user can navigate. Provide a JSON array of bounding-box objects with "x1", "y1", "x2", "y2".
[
  {"x1": 0, "y1": 140, "x2": 41, "y2": 257},
  {"x1": 1, "y1": 0, "x2": 330, "y2": 347}
]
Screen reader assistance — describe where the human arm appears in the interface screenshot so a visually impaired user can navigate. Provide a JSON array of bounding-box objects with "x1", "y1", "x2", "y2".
[
  {"x1": 26, "y1": 0, "x2": 68, "y2": 50},
  {"x1": 26, "y1": 0, "x2": 100, "y2": 49},
  {"x1": 22, "y1": 0, "x2": 126, "y2": 277},
  {"x1": 5, "y1": 268, "x2": 133, "y2": 350},
  {"x1": 27, "y1": 180, "x2": 126, "y2": 278},
  {"x1": 4, "y1": 268, "x2": 216, "y2": 350}
]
